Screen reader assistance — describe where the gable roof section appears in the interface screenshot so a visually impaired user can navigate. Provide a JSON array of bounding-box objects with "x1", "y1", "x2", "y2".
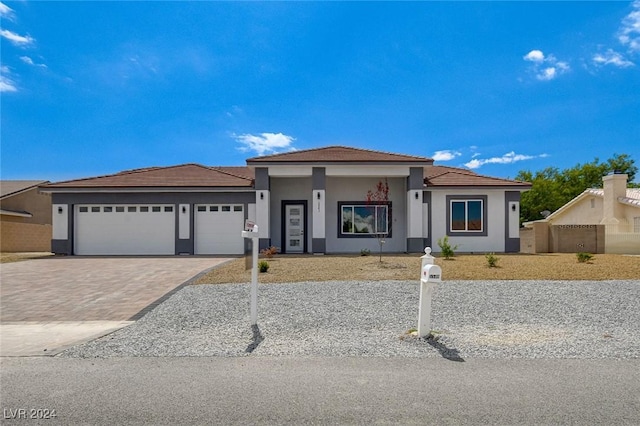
[
  {"x1": 246, "y1": 146, "x2": 433, "y2": 165},
  {"x1": 42, "y1": 164, "x2": 253, "y2": 190},
  {"x1": 545, "y1": 187, "x2": 640, "y2": 222},
  {"x1": 1, "y1": 180, "x2": 49, "y2": 199},
  {"x1": 425, "y1": 166, "x2": 531, "y2": 188}
]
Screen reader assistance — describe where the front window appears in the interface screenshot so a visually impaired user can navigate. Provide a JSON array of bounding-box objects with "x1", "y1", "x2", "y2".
[
  {"x1": 340, "y1": 203, "x2": 389, "y2": 236},
  {"x1": 451, "y1": 200, "x2": 483, "y2": 232},
  {"x1": 446, "y1": 196, "x2": 487, "y2": 236}
]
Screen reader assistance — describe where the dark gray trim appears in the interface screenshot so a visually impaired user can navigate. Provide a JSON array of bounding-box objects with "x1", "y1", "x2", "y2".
[
  {"x1": 408, "y1": 167, "x2": 424, "y2": 190},
  {"x1": 51, "y1": 239, "x2": 71, "y2": 255},
  {"x1": 247, "y1": 161, "x2": 433, "y2": 167},
  {"x1": 312, "y1": 238, "x2": 326, "y2": 253},
  {"x1": 337, "y1": 201, "x2": 393, "y2": 239},
  {"x1": 258, "y1": 238, "x2": 271, "y2": 251},
  {"x1": 427, "y1": 186, "x2": 531, "y2": 191},
  {"x1": 445, "y1": 195, "x2": 488, "y2": 237},
  {"x1": 423, "y1": 191, "x2": 432, "y2": 249},
  {"x1": 281, "y1": 200, "x2": 308, "y2": 254},
  {"x1": 254, "y1": 168, "x2": 270, "y2": 191},
  {"x1": 504, "y1": 191, "x2": 521, "y2": 253},
  {"x1": 312, "y1": 167, "x2": 326, "y2": 190},
  {"x1": 406, "y1": 237, "x2": 424, "y2": 253}
]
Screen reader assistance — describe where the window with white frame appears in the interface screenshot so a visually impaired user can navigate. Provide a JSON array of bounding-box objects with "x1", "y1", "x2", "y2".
[
  {"x1": 446, "y1": 195, "x2": 487, "y2": 236},
  {"x1": 339, "y1": 202, "x2": 390, "y2": 237}
]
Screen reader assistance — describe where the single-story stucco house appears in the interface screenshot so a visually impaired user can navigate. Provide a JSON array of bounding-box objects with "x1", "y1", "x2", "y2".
[
  {"x1": 40, "y1": 146, "x2": 531, "y2": 256},
  {"x1": 1, "y1": 180, "x2": 52, "y2": 252},
  {"x1": 522, "y1": 172, "x2": 640, "y2": 254}
]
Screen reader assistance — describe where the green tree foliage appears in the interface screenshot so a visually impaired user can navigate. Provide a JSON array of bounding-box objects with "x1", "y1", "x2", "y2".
[{"x1": 516, "y1": 154, "x2": 637, "y2": 223}]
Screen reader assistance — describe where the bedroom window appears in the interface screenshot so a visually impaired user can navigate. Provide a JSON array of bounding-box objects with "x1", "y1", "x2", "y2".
[
  {"x1": 339, "y1": 202, "x2": 390, "y2": 237},
  {"x1": 446, "y1": 196, "x2": 488, "y2": 236}
]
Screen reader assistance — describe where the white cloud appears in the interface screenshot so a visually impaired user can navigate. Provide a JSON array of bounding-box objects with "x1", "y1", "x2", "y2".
[
  {"x1": 432, "y1": 150, "x2": 461, "y2": 162},
  {"x1": 20, "y1": 56, "x2": 47, "y2": 68},
  {"x1": 538, "y1": 67, "x2": 557, "y2": 81},
  {"x1": 464, "y1": 151, "x2": 547, "y2": 169},
  {"x1": 0, "y1": 66, "x2": 17, "y2": 92},
  {"x1": 235, "y1": 132, "x2": 296, "y2": 156},
  {"x1": 0, "y1": 2, "x2": 15, "y2": 20},
  {"x1": 618, "y1": 0, "x2": 640, "y2": 52},
  {"x1": 523, "y1": 50, "x2": 545, "y2": 62},
  {"x1": 523, "y1": 49, "x2": 570, "y2": 81},
  {"x1": 0, "y1": 29, "x2": 35, "y2": 46},
  {"x1": 593, "y1": 49, "x2": 635, "y2": 68}
]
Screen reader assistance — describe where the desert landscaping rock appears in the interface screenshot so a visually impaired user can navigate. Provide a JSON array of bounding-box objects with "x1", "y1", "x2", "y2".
[{"x1": 60, "y1": 279, "x2": 640, "y2": 359}]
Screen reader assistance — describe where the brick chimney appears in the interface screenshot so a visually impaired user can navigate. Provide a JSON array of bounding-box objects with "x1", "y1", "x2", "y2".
[{"x1": 600, "y1": 172, "x2": 628, "y2": 225}]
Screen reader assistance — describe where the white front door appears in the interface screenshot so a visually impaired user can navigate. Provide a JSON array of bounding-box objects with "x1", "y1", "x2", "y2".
[{"x1": 285, "y1": 204, "x2": 304, "y2": 253}]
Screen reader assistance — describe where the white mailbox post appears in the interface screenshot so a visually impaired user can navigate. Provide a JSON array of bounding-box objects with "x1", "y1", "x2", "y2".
[
  {"x1": 418, "y1": 247, "x2": 441, "y2": 338},
  {"x1": 241, "y1": 221, "x2": 260, "y2": 326}
]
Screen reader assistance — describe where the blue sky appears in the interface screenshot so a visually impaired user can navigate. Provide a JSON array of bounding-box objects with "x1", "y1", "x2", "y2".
[{"x1": 2, "y1": 1, "x2": 639, "y2": 183}]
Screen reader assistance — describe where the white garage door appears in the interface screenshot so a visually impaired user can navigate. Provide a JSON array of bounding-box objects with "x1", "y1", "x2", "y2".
[
  {"x1": 195, "y1": 204, "x2": 244, "y2": 255},
  {"x1": 75, "y1": 205, "x2": 175, "y2": 255}
]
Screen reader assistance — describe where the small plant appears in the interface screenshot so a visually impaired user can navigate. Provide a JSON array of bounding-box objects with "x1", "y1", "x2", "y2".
[
  {"x1": 360, "y1": 248, "x2": 371, "y2": 256},
  {"x1": 576, "y1": 252, "x2": 594, "y2": 263},
  {"x1": 485, "y1": 252, "x2": 499, "y2": 268},
  {"x1": 437, "y1": 236, "x2": 458, "y2": 260},
  {"x1": 260, "y1": 246, "x2": 279, "y2": 259},
  {"x1": 258, "y1": 260, "x2": 269, "y2": 273}
]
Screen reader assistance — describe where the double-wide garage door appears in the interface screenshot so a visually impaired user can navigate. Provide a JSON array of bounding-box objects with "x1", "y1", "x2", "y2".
[
  {"x1": 75, "y1": 205, "x2": 175, "y2": 255},
  {"x1": 74, "y1": 204, "x2": 245, "y2": 255}
]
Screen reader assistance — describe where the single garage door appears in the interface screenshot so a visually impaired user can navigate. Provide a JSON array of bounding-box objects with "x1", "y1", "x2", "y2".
[
  {"x1": 75, "y1": 205, "x2": 175, "y2": 255},
  {"x1": 195, "y1": 204, "x2": 244, "y2": 255}
]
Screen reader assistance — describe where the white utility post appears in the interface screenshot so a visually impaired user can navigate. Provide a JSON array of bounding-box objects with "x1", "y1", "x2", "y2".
[
  {"x1": 418, "y1": 247, "x2": 441, "y2": 338},
  {"x1": 241, "y1": 221, "x2": 260, "y2": 326}
]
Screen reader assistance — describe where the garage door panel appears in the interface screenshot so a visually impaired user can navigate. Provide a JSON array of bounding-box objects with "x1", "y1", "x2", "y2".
[
  {"x1": 75, "y1": 205, "x2": 175, "y2": 255},
  {"x1": 195, "y1": 205, "x2": 244, "y2": 255}
]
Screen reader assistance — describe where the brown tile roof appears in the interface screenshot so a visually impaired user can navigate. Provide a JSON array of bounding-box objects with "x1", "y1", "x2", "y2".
[
  {"x1": 1, "y1": 180, "x2": 49, "y2": 198},
  {"x1": 247, "y1": 146, "x2": 433, "y2": 165},
  {"x1": 42, "y1": 164, "x2": 253, "y2": 189},
  {"x1": 425, "y1": 165, "x2": 531, "y2": 188}
]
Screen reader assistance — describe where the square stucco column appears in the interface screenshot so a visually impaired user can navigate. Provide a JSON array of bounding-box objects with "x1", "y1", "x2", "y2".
[
  {"x1": 255, "y1": 167, "x2": 271, "y2": 250},
  {"x1": 312, "y1": 167, "x2": 326, "y2": 253},
  {"x1": 406, "y1": 167, "x2": 424, "y2": 253}
]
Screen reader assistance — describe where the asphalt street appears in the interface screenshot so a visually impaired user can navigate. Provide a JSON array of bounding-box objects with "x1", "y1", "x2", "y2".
[{"x1": 1, "y1": 357, "x2": 639, "y2": 425}]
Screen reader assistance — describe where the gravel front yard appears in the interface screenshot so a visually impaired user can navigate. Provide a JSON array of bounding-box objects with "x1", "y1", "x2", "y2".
[
  {"x1": 60, "y1": 279, "x2": 640, "y2": 360},
  {"x1": 195, "y1": 253, "x2": 640, "y2": 283}
]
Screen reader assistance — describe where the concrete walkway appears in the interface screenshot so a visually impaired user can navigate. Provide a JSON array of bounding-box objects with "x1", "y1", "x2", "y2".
[{"x1": 0, "y1": 256, "x2": 233, "y2": 356}]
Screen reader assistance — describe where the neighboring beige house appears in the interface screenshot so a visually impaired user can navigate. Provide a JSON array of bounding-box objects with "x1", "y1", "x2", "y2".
[
  {"x1": 522, "y1": 172, "x2": 640, "y2": 254},
  {"x1": 0, "y1": 181, "x2": 52, "y2": 252}
]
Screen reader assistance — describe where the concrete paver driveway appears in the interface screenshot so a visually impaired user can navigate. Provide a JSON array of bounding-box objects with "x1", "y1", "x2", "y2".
[{"x1": 0, "y1": 256, "x2": 232, "y2": 355}]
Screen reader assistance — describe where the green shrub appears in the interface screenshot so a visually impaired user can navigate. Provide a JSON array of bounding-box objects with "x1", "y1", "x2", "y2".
[
  {"x1": 360, "y1": 248, "x2": 371, "y2": 256},
  {"x1": 437, "y1": 236, "x2": 458, "y2": 260},
  {"x1": 576, "y1": 252, "x2": 594, "y2": 263},
  {"x1": 258, "y1": 260, "x2": 270, "y2": 273},
  {"x1": 485, "y1": 252, "x2": 499, "y2": 268}
]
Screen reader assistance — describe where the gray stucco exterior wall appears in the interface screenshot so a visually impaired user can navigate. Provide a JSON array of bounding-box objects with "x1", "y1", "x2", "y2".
[
  {"x1": 408, "y1": 167, "x2": 424, "y2": 190},
  {"x1": 505, "y1": 191, "x2": 521, "y2": 253},
  {"x1": 312, "y1": 167, "x2": 326, "y2": 190},
  {"x1": 423, "y1": 191, "x2": 432, "y2": 250},
  {"x1": 254, "y1": 168, "x2": 270, "y2": 191}
]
